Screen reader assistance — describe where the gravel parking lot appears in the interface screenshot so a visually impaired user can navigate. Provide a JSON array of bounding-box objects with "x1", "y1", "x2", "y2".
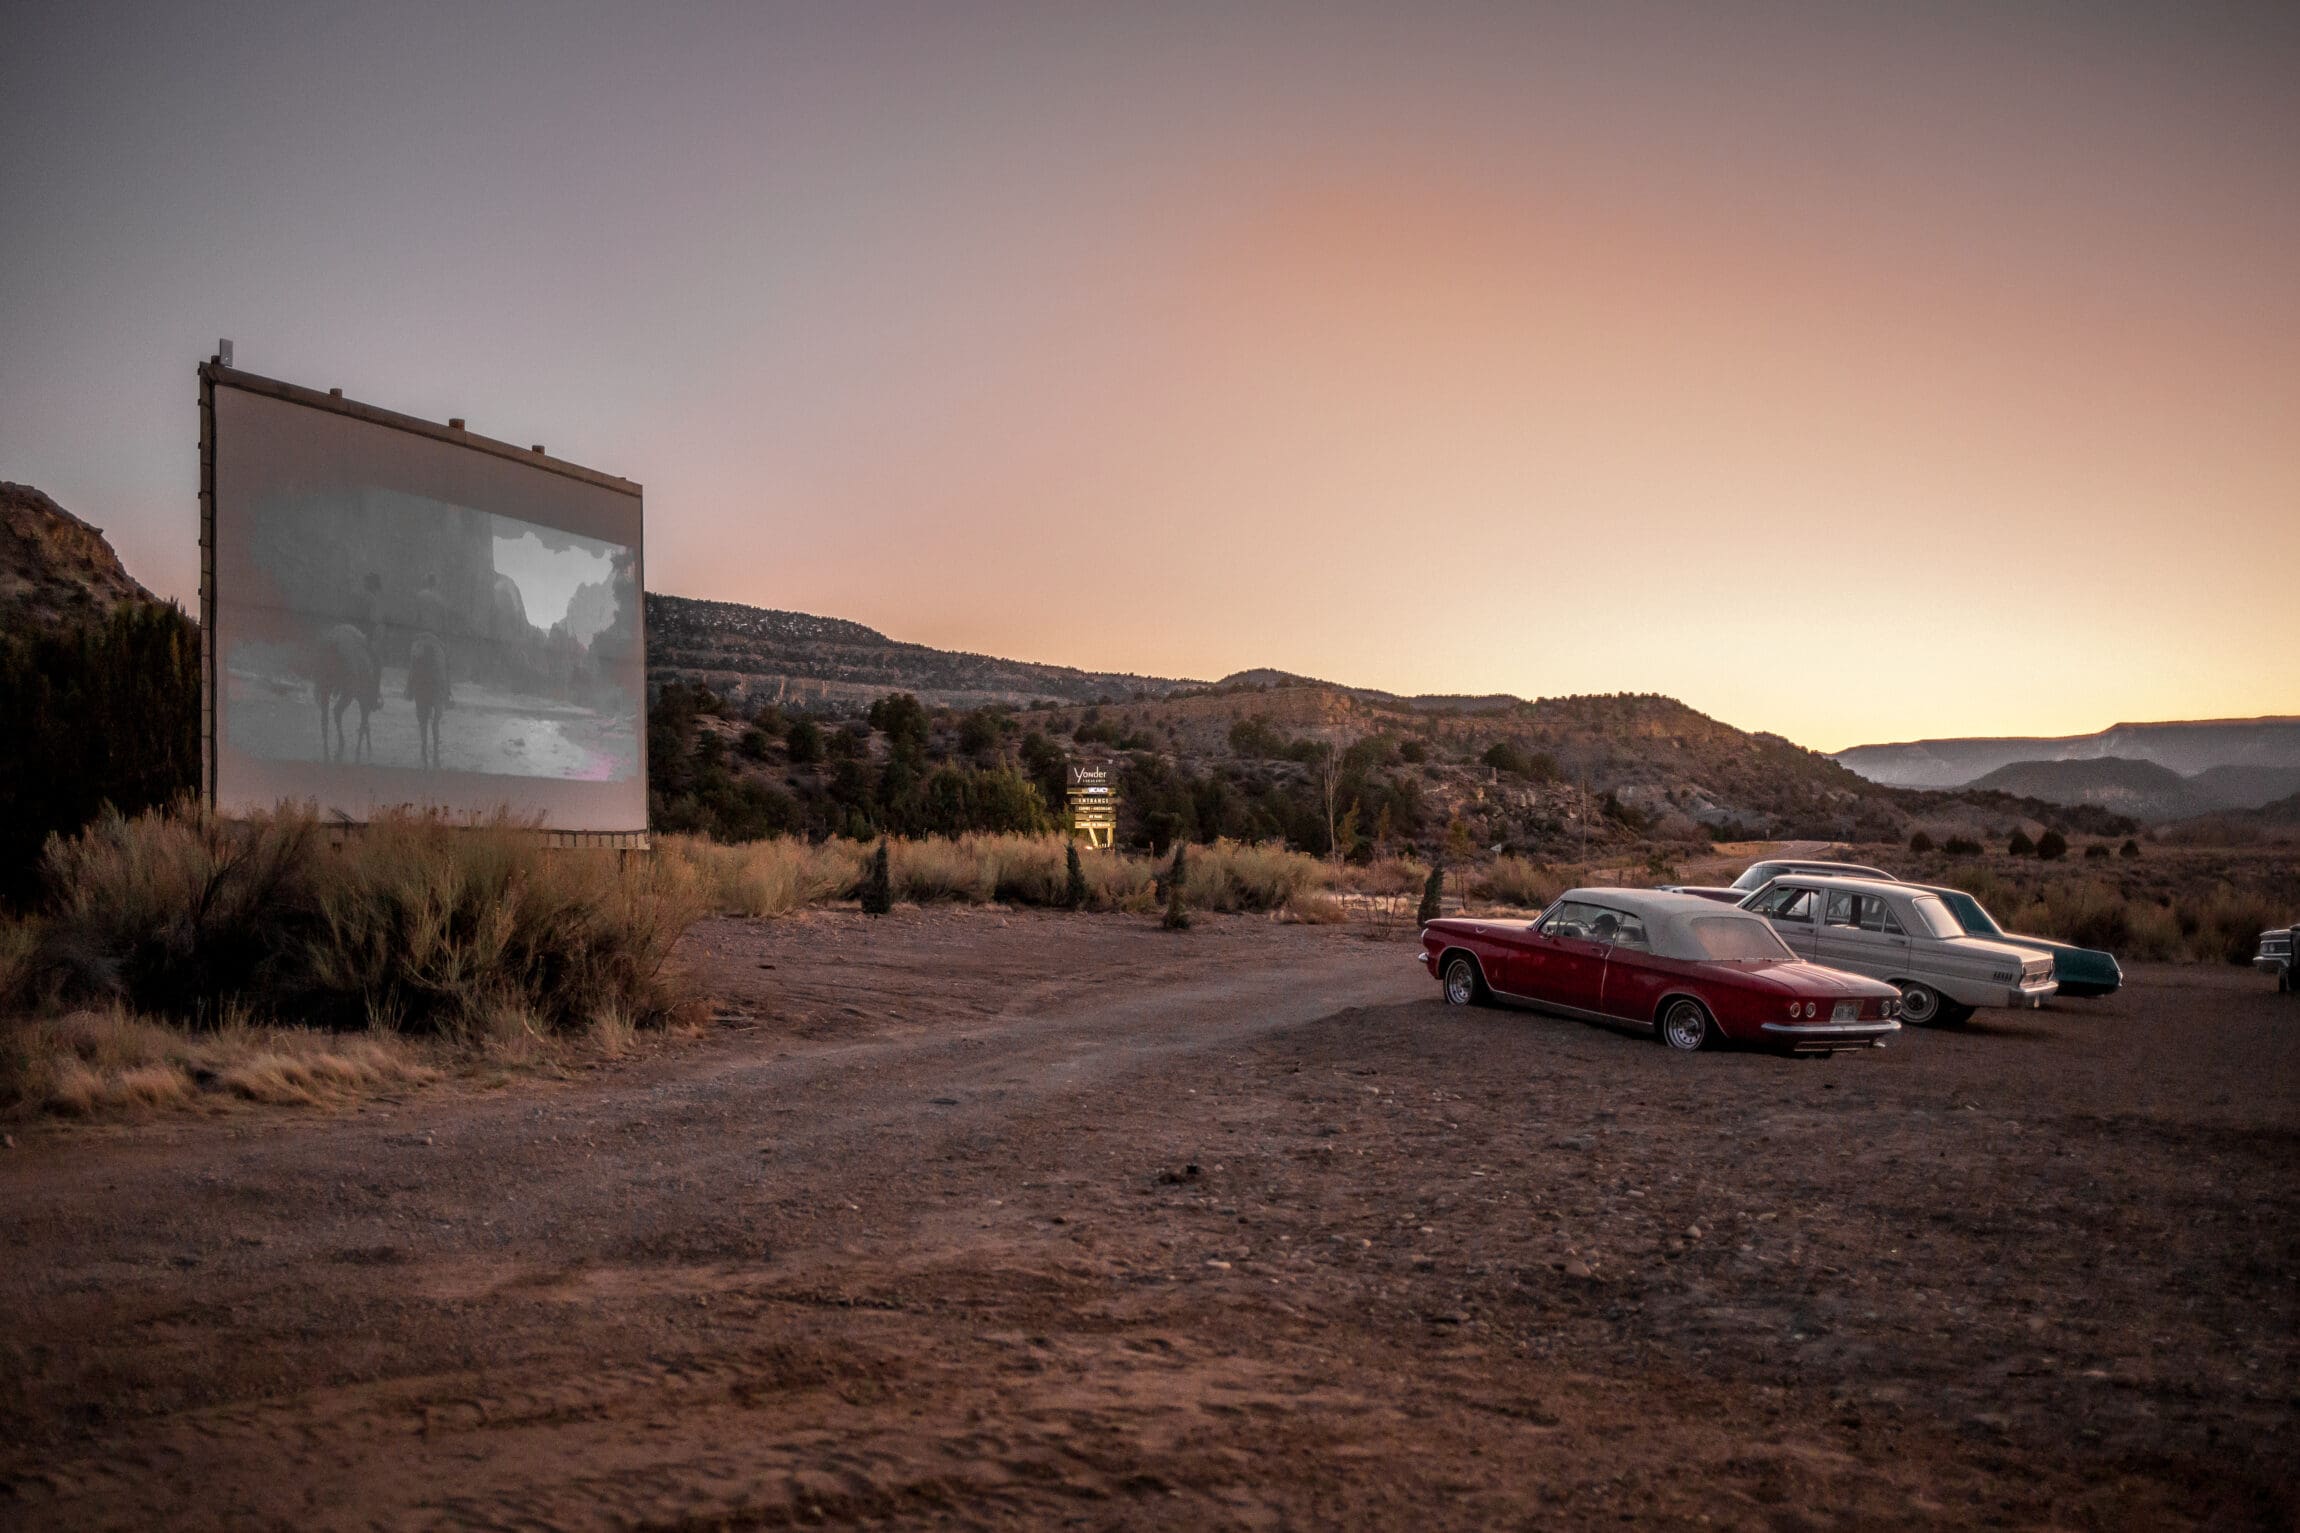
[{"x1": 3, "y1": 910, "x2": 2294, "y2": 1530}]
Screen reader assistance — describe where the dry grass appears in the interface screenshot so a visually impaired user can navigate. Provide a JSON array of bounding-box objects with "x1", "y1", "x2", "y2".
[
  {"x1": 1185, "y1": 842, "x2": 1328, "y2": 913},
  {"x1": 1467, "y1": 856, "x2": 1566, "y2": 911},
  {"x1": 1278, "y1": 891, "x2": 1350, "y2": 925},
  {"x1": 1334, "y1": 858, "x2": 1427, "y2": 899},
  {"x1": 668, "y1": 834, "x2": 1325, "y2": 917},
  {"x1": 660, "y1": 836, "x2": 862, "y2": 917},
  {"x1": 35, "y1": 804, "x2": 703, "y2": 1036},
  {"x1": 0, "y1": 1005, "x2": 438, "y2": 1118}
]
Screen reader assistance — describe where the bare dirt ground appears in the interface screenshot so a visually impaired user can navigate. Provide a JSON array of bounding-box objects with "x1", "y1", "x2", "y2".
[{"x1": 3, "y1": 910, "x2": 2295, "y2": 1530}]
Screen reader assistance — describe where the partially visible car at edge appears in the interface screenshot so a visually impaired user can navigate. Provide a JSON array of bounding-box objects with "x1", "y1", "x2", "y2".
[
  {"x1": 1420, "y1": 887, "x2": 1902, "y2": 1053},
  {"x1": 1658, "y1": 857, "x2": 1898, "y2": 905},
  {"x1": 2259, "y1": 924, "x2": 2297, "y2": 992},
  {"x1": 1911, "y1": 883, "x2": 2122, "y2": 998},
  {"x1": 1738, "y1": 875, "x2": 2055, "y2": 1026}
]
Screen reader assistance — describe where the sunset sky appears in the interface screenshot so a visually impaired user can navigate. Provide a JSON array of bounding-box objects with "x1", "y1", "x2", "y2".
[{"x1": 2, "y1": 2, "x2": 2293, "y2": 750}]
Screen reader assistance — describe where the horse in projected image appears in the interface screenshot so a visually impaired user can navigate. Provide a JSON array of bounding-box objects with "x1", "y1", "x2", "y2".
[
  {"x1": 406, "y1": 632, "x2": 451, "y2": 769},
  {"x1": 313, "y1": 623, "x2": 381, "y2": 763}
]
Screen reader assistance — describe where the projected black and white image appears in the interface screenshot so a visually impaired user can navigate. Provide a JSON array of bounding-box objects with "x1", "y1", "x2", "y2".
[{"x1": 221, "y1": 488, "x2": 641, "y2": 783}]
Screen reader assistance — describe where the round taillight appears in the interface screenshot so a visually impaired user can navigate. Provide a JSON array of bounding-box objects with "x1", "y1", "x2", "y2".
[
  {"x1": 1804, "y1": 1001, "x2": 1818, "y2": 1018},
  {"x1": 1788, "y1": 1000, "x2": 1801, "y2": 1018}
]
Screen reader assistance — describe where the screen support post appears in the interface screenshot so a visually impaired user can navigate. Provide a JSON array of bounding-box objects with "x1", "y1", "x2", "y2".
[{"x1": 198, "y1": 354, "x2": 220, "y2": 813}]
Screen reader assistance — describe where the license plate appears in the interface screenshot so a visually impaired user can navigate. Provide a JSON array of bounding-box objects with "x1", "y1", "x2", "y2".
[{"x1": 1831, "y1": 1001, "x2": 1857, "y2": 1021}]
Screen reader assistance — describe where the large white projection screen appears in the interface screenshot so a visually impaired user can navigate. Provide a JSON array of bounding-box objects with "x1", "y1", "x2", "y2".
[{"x1": 207, "y1": 374, "x2": 646, "y2": 833}]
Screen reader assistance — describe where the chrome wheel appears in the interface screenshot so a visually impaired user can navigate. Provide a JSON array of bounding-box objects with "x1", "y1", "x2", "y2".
[
  {"x1": 1660, "y1": 998, "x2": 1710, "y2": 1051},
  {"x1": 1897, "y1": 982, "x2": 1941, "y2": 1026},
  {"x1": 1443, "y1": 956, "x2": 1480, "y2": 1006}
]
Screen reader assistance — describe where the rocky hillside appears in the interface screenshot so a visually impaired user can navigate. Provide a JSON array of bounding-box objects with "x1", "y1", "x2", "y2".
[
  {"x1": 0, "y1": 481, "x2": 158, "y2": 630},
  {"x1": 645, "y1": 593, "x2": 1205, "y2": 712}
]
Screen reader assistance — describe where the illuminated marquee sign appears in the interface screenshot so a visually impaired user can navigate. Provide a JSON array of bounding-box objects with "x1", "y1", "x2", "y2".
[{"x1": 1066, "y1": 761, "x2": 1118, "y2": 849}]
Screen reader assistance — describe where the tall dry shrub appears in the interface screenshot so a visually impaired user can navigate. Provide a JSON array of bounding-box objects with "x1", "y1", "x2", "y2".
[
  {"x1": 294, "y1": 814, "x2": 702, "y2": 1035},
  {"x1": 41, "y1": 803, "x2": 318, "y2": 1024},
  {"x1": 1186, "y1": 841, "x2": 1326, "y2": 913},
  {"x1": 37, "y1": 805, "x2": 701, "y2": 1035},
  {"x1": 1469, "y1": 857, "x2": 1563, "y2": 911},
  {"x1": 664, "y1": 835, "x2": 858, "y2": 917}
]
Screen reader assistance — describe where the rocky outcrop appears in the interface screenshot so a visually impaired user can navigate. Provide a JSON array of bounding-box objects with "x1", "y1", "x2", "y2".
[{"x1": 0, "y1": 481, "x2": 159, "y2": 630}]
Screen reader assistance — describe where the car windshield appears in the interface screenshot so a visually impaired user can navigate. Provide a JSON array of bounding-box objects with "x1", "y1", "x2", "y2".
[
  {"x1": 1937, "y1": 889, "x2": 1999, "y2": 936},
  {"x1": 1729, "y1": 864, "x2": 1779, "y2": 892},
  {"x1": 1687, "y1": 916, "x2": 1795, "y2": 962},
  {"x1": 1906, "y1": 894, "x2": 1965, "y2": 939}
]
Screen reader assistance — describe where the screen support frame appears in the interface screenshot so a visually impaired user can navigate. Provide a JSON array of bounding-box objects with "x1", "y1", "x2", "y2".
[{"x1": 196, "y1": 358, "x2": 651, "y2": 847}]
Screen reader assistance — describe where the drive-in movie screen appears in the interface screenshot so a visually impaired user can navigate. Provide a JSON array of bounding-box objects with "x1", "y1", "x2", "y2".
[{"x1": 209, "y1": 379, "x2": 645, "y2": 831}]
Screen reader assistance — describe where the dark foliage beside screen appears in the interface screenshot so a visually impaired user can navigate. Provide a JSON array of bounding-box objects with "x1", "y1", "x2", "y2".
[{"x1": 0, "y1": 601, "x2": 200, "y2": 905}]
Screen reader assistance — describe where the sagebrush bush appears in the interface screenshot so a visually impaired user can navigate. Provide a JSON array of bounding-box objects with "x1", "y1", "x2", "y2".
[
  {"x1": 661, "y1": 835, "x2": 859, "y2": 917},
  {"x1": 35, "y1": 805, "x2": 701, "y2": 1036},
  {"x1": 1336, "y1": 858, "x2": 1427, "y2": 899},
  {"x1": 1469, "y1": 857, "x2": 1563, "y2": 910},
  {"x1": 1186, "y1": 841, "x2": 1325, "y2": 913},
  {"x1": 297, "y1": 815, "x2": 702, "y2": 1037},
  {"x1": 40, "y1": 805, "x2": 319, "y2": 1023},
  {"x1": 1934, "y1": 861, "x2": 2289, "y2": 966}
]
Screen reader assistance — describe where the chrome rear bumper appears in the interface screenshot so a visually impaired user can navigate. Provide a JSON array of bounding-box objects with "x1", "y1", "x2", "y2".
[{"x1": 1760, "y1": 1019, "x2": 1901, "y2": 1044}]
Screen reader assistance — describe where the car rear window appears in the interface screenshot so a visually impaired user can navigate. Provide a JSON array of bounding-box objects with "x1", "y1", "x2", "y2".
[
  {"x1": 1688, "y1": 916, "x2": 1796, "y2": 962},
  {"x1": 1906, "y1": 895, "x2": 1964, "y2": 939}
]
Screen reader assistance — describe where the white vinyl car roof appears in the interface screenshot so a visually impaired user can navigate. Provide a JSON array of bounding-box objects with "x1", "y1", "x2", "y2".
[{"x1": 1552, "y1": 887, "x2": 1788, "y2": 963}]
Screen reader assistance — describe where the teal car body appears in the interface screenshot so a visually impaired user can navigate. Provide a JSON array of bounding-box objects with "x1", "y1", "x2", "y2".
[{"x1": 1915, "y1": 884, "x2": 2122, "y2": 998}]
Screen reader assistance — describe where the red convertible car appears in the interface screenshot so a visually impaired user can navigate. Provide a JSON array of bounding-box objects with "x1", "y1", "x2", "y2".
[{"x1": 1420, "y1": 888, "x2": 1903, "y2": 1052}]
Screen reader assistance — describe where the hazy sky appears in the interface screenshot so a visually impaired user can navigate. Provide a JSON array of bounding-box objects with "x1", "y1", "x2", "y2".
[{"x1": 3, "y1": 2, "x2": 2294, "y2": 750}]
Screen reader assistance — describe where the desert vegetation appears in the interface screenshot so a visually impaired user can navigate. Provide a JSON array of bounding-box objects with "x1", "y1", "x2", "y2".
[
  {"x1": 2, "y1": 804, "x2": 704, "y2": 1118},
  {"x1": 1913, "y1": 847, "x2": 2296, "y2": 965},
  {"x1": 0, "y1": 597, "x2": 199, "y2": 904},
  {"x1": 660, "y1": 832, "x2": 1335, "y2": 918}
]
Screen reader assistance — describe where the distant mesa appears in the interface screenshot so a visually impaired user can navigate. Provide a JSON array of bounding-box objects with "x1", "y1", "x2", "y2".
[{"x1": 1836, "y1": 718, "x2": 2300, "y2": 796}]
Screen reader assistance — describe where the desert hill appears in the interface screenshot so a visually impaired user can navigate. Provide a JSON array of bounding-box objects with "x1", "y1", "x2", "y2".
[
  {"x1": 645, "y1": 592, "x2": 1205, "y2": 712},
  {"x1": 1966, "y1": 757, "x2": 2207, "y2": 822},
  {"x1": 1955, "y1": 756, "x2": 2300, "y2": 824},
  {"x1": 0, "y1": 479, "x2": 2140, "y2": 855},
  {"x1": 1, "y1": 481, "x2": 157, "y2": 631},
  {"x1": 1837, "y1": 717, "x2": 2300, "y2": 790}
]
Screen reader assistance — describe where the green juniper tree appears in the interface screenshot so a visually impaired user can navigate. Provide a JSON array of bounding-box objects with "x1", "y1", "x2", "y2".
[
  {"x1": 1418, "y1": 859, "x2": 1445, "y2": 925},
  {"x1": 861, "y1": 838, "x2": 894, "y2": 915},
  {"x1": 1162, "y1": 842, "x2": 1191, "y2": 930}
]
